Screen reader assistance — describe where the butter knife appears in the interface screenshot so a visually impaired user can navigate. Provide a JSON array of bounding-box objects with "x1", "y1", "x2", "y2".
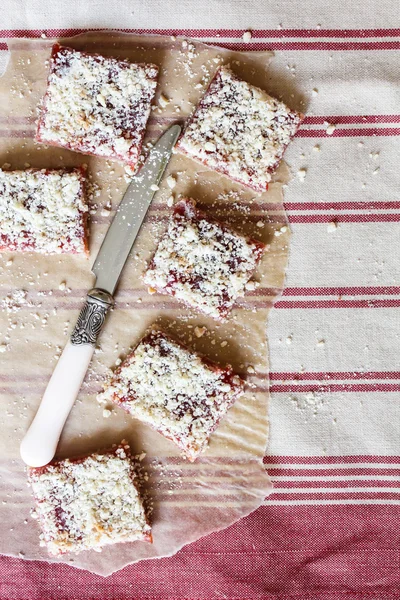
[{"x1": 20, "y1": 124, "x2": 181, "y2": 467}]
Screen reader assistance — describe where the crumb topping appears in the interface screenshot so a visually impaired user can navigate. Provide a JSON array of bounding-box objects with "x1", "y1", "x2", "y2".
[
  {"x1": 177, "y1": 66, "x2": 302, "y2": 191},
  {"x1": 143, "y1": 199, "x2": 265, "y2": 320},
  {"x1": 98, "y1": 331, "x2": 244, "y2": 461},
  {"x1": 0, "y1": 168, "x2": 88, "y2": 254},
  {"x1": 36, "y1": 45, "x2": 158, "y2": 167},
  {"x1": 28, "y1": 446, "x2": 150, "y2": 556}
]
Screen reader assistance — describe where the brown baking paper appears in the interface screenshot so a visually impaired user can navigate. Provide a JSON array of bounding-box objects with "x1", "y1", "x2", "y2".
[{"x1": 0, "y1": 32, "x2": 292, "y2": 575}]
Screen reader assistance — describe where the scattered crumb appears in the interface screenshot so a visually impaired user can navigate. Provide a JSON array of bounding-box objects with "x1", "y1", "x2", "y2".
[
  {"x1": 102, "y1": 408, "x2": 111, "y2": 418},
  {"x1": 58, "y1": 281, "x2": 66, "y2": 291},
  {"x1": 166, "y1": 175, "x2": 176, "y2": 189},
  {"x1": 220, "y1": 341, "x2": 228, "y2": 347},
  {"x1": 115, "y1": 358, "x2": 122, "y2": 366},
  {"x1": 2, "y1": 290, "x2": 28, "y2": 313},
  {"x1": 327, "y1": 221, "x2": 337, "y2": 232},
  {"x1": 6, "y1": 259, "x2": 13, "y2": 266},
  {"x1": 312, "y1": 88, "x2": 318, "y2": 96},
  {"x1": 297, "y1": 168, "x2": 307, "y2": 182},
  {"x1": 317, "y1": 339, "x2": 325, "y2": 347},
  {"x1": 101, "y1": 206, "x2": 111, "y2": 217},
  {"x1": 166, "y1": 195, "x2": 174, "y2": 207},
  {"x1": 256, "y1": 220, "x2": 264, "y2": 227},
  {"x1": 286, "y1": 336, "x2": 293, "y2": 345},
  {"x1": 313, "y1": 144, "x2": 320, "y2": 152},
  {"x1": 326, "y1": 123, "x2": 336, "y2": 135},
  {"x1": 247, "y1": 365, "x2": 255, "y2": 374},
  {"x1": 242, "y1": 31, "x2": 252, "y2": 43},
  {"x1": 150, "y1": 184, "x2": 159, "y2": 191},
  {"x1": 158, "y1": 94, "x2": 169, "y2": 108},
  {"x1": 0, "y1": 343, "x2": 8, "y2": 353},
  {"x1": 194, "y1": 326, "x2": 207, "y2": 338},
  {"x1": 147, "y1": 287, "x2": 156, "y2": 295},
  {"x1": 245, "y1": 281, "x2": 256, "y2": 291},
  {"x1": 275, "y1": 226, "x2": 287, "y2": 238}
]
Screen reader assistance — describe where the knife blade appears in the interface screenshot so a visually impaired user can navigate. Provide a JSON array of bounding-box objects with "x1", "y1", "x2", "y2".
[
  {"x1": 20, "y1": 124, "x2": 181, "y2": 467},
  {"x1": 93, "y1": 124, "x2": 181, "y2": 295}
]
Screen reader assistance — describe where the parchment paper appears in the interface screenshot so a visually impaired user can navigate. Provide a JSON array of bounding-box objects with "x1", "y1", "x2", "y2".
[{"x1": 0, "y1": 32, "x2": 292, "y2": 575}]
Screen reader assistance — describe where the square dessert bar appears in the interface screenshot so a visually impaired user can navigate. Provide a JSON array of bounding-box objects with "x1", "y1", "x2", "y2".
[
  {"x1": 0, "y1": 167, "x2": 88, "y2": 254},
  {"x1": 28, "y1": 444, "x2": 151, "y2": 556},
  {"x1": 143, "y1": 198, "x2": 266, "y2": 320},
  {"x1": 36, "y1": 45, "x2": 159, "y2": 169},
  {"x1": 176, "y1": 66, "x2": 304, "y2": 192},
  {"x1": 98, "y1": 330, "x2": 244, "y2": 462}
]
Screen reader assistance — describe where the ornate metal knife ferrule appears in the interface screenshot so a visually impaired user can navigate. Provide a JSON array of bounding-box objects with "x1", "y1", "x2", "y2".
[{"x1": 71, "y1": 288, "x2": 114, "y2": 346}]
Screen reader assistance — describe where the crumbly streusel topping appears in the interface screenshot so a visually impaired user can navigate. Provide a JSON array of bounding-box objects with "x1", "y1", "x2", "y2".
[
  {"x1": 28, "y1": 446, "x2": 150, "y2": 556},
  {"x1": 143, "y1": 199, "x2": 265, "y2": 320},
  {"x1": 0, "y1": 168, "x2": 88, "y2": 254},
  {"x1": 98, "y1": 331, "x2": 244, "y2": 461},
  {"x1": 177, "y1": 66, "x2": 302, "y2": 191},
  {"x1": 37, "y1": 46, "x2": 158, "y2": 167}
]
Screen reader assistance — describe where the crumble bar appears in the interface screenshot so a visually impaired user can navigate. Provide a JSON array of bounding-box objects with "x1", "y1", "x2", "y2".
[
  {"x1": 98, "y1": 330, "x2": 244, "y2": 461},
  {"x1": 36, "y1": 45, "x2": 158, "y2": 169},
  {"x1": 176, "y1": 66, "x2": 303, "y2": 192},
  {"x1": 0, "y1": 167, "x2": 88, "y2": 254},
  {"x1": 143, "y1": 198, "x2": 265, "y2": 320},
  {"x1": 28, "y1": 443, "x2": 151, "y2": 556}
]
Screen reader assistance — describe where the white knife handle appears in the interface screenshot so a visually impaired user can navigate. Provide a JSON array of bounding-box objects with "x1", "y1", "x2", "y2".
[
  {"x1": 20, "y1": 289, "x2": 114, "y2": 467},
  {"x1": 20, "y1": 341, "x2": 96, "y2": 467}
]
